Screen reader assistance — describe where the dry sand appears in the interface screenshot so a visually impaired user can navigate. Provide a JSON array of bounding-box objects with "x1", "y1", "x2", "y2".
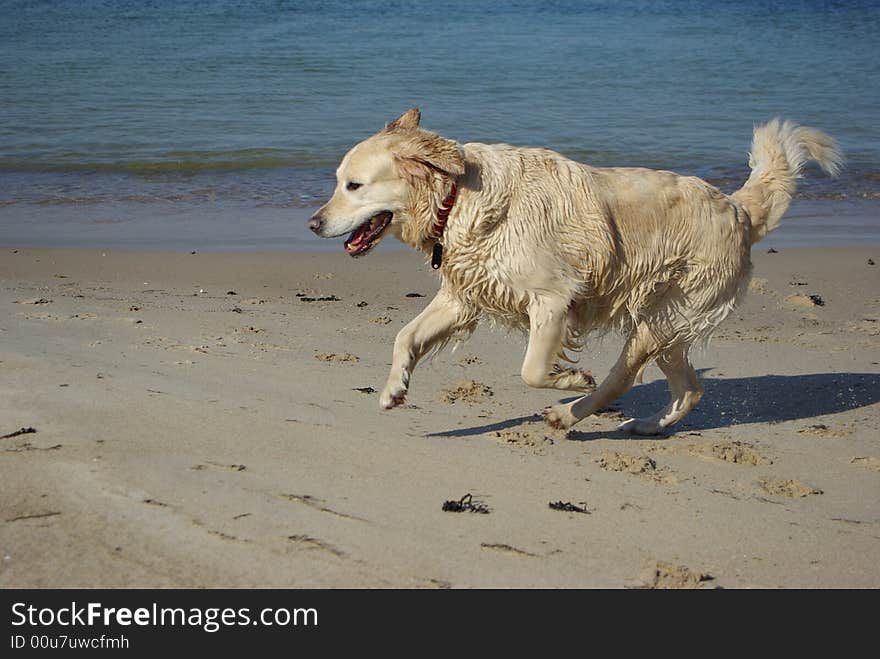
[{"x1": 0, "y1": 245, "x2": 878, "y2": 588}]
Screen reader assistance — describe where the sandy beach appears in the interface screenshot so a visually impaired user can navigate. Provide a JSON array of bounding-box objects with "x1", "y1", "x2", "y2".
[{"x1": 1, "y1": 245, "x2": 878, "y2": 588}]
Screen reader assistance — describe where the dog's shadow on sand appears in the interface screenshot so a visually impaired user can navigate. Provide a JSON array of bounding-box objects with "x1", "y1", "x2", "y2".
[{"x1": 427, "y1": 371, "x2": 880, "y2": 441}]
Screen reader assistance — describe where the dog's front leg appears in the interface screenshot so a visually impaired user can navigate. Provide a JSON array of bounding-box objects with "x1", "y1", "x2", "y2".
[
  {"x1": 380, "y1": 289, "x2": 468, "y2": 409},
  {"x1": 521, "y1": 296, "x2": 596, "y2": 392}
]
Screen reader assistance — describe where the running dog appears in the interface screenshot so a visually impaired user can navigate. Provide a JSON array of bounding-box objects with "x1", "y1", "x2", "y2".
[{"x1": 309, "y1": 109, "x2": 841, "y2": 434}]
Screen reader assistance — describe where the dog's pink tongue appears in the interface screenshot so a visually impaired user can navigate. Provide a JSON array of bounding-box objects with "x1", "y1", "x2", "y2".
[{"x1": 344, "y1": 224, "x2": 369, "y2": 254}]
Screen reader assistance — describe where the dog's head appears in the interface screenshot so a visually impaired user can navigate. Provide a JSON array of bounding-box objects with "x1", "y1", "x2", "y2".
[{"x1": 309, "y1": 109, "x2": 465, "y2": 256}]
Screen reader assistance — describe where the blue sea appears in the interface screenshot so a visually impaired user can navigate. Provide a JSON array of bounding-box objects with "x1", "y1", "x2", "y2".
[{"x1": 1, "y1": 0, "x2": 879, "y2": 249}]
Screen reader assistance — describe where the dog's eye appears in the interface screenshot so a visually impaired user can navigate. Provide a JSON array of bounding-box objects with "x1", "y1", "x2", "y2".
[{"x1": 346, "y1": 182, "x2": 362, "y2": 191}]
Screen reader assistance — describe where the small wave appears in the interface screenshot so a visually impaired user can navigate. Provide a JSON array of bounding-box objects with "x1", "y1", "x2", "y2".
[
  {"x1": 120, "y1": 195, "x2": 187, "y2": 203},
  {"x1": 88, "y1": 218, "x2": 127, "y2": 225},
  {"x1": 36, "y1": 196, "x2": 105, "y2": 205},
  {"x1": 0, "y1": 149, "x2": 338, "y2": 175}
]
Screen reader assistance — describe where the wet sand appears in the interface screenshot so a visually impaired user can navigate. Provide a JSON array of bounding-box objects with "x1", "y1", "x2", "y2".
[{"x1": 0, "y1": 246, "x2": 878, "y2": 587}]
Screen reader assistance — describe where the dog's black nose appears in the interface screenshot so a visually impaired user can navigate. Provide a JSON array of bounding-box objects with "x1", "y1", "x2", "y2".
[{"x1": 308, "y1": 215, "x2": 323, "y2": 234}]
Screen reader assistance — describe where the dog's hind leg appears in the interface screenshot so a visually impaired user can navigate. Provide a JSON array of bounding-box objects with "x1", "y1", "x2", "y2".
[
  {"x1": 617, "y1": 342, "x2": 703, "y2": 435},
  {"x1": 520, "y1": 296, "x2": 596, "y2": 393},
  {"x1": 380, "y1": 289, "x2": 471, "y2": 409},
  {"x1": 543, "y1": 322, "x2": 658, "y2": 430}
]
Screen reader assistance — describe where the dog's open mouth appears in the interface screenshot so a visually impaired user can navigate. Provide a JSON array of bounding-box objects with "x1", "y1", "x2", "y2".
[{"x1": 344, "y1": 211, "x2": 392, "y2": 257}]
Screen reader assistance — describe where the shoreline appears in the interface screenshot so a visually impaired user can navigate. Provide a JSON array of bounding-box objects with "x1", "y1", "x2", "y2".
[
  {"x1": 0, "y1": 195, "x2": 878, "y2": 253},
  {"x1": 1, "y1": 245, "x2": 878, "y2": 588}
]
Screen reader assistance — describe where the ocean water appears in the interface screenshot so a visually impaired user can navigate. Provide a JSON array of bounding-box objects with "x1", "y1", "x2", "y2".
[{"x1": 1, "y1": 0, "x2": 879, "y2": 249}]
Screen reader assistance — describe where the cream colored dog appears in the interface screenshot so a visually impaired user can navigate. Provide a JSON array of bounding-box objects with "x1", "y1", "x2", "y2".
[{"x1": 309, "y1": 109, "x2": 842, "y2": 434}]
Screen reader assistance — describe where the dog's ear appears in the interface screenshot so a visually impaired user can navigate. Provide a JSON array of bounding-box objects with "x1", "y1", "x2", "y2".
[
  {"x1": 385, "y1": 108, "x2": 421, "y2": 132},
  {"x1": 394, "y1": 133, "x2": 465, "y2": 181}
]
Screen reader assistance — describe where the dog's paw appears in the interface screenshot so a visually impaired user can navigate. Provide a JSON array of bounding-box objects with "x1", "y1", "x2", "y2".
[
  {"x1": 379, "y1": 385, "x2": 407, "y2": 410},
  {"x1": 552, "y1": 368, "x2": 597, "y2": 393},
  {"x1": 618, "y1": 418, "x2": 663, "y2": 436},
  {"x1": 542, "y1": 404, "x2": 576, "y2": 430}
]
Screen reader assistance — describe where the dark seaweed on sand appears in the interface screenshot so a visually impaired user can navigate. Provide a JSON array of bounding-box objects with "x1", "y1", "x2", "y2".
[
  {"x1": 442, "y1": 493, "x2": 490, "y2": 514},
  {"x1": 1, "y1": 427, "x2": 36, "y2": 439},
  {"x1": 548, "y1": 501, "x2": 589, "y2": 514}
]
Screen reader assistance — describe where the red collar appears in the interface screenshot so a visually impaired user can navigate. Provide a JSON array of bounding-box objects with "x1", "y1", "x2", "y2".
[{"x1": 430, "y1": 182, "x2": 457, "y2": 241}]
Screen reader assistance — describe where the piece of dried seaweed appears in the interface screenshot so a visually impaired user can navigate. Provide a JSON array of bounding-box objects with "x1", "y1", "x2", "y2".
[
  {"x1": 1, "y1": 427, "x2": 36, "y2": 440},
  {"x1": 442, "y1": 493, "x2": 490, "y2": 514},
  {"x1": 548, "y1": 501, "x2": 590, "y2": 514}
]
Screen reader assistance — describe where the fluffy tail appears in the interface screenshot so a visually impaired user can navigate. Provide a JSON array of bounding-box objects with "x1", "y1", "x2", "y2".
[{"x1": 732, "y1": 119, "x2": 843, "y2": 244}]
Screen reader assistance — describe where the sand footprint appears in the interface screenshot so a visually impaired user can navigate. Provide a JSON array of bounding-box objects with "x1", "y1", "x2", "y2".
[
  {"x1": 757, "y1": 478, "x2": 823, "y2": 498},
  {"x1": 689, "y1": 441, "x2": 771, "y2": 466},
  {"x1": 850, "y1": 456, "x2": 880, "y2": 472},
  {"x1": 595, "y1": 451, "x2": 681, "y2": 484},
  {"x1": 439, "y1": 380, "x2": 493, "y2": 404},
  {"x1": 632, "y1": 560, "x2": 714, "y2": 589},
  {"x1": 314, "y1": 352, "x2": 359, "y2": 363}
]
